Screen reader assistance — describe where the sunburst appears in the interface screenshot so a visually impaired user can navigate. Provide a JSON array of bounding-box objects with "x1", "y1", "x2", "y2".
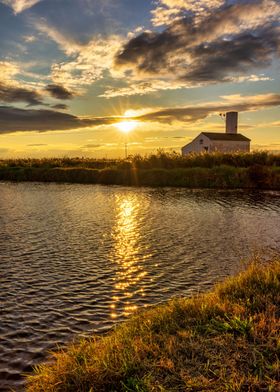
[{"x1": 115, "y1": 120, "x2": 138, "y2": 134}]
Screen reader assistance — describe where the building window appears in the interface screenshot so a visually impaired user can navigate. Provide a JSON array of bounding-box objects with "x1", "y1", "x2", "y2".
[{"x1": 199, "y1": 139, "x2": 204, "y2": 145}]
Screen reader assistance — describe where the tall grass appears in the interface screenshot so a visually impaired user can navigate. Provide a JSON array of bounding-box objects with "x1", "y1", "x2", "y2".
[
  {"x1": 130, "y1": 150, "x2": 280, "y2": 169},
  {"x1": 26, "y1": 257, "x2": 280, "y2": 391},
  {"x1": 0, "y1": 152, "x2": 280, "y2": 189},
  {"x1": 1, "y1": 151, "x2": 280, "y2": 170}
]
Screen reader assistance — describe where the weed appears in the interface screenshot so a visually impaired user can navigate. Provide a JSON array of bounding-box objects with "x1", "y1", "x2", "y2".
[{"x1": 26, "y1": 258, "x2": 280, "y2": 391}]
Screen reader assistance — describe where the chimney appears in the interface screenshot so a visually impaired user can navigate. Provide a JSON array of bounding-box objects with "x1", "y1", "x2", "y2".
[{"x1": 226, "y1": 111, "x2": 238, "y2": 134}]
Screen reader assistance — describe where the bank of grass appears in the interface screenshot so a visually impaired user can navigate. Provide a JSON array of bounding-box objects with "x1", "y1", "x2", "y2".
[
  {"x1": 27, "y1": 258, "x2": 280, "y2": 391},
  {"x1": 1, "y1": 151, "x2": 280, "y2": 188}
]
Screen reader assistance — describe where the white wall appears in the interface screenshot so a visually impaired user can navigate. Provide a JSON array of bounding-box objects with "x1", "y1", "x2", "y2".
[
  {"x1": 210, "y1": 140, "x2": 250, "y2": 153},
  {"x1": 182, "y1": 133, "x2": 211, "y2": 154}
]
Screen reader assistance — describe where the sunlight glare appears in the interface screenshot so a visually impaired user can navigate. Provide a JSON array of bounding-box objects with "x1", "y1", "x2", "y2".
[
  {"x1": 115, "y1": 120, "x2": 138, "y2": 134},
  {"x1": 108, "y1": 194, "x2": 151, "y2": 319}
]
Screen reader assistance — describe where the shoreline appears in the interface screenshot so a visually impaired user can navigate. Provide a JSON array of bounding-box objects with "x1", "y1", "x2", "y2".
[{"x1": 26, "y1": 258, "x2": 280, "y2": 391}]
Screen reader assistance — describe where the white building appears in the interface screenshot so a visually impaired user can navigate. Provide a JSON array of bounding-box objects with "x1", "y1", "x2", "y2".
[{"x1": 182, "y1": 112, "x2": 251, "y2": 155}]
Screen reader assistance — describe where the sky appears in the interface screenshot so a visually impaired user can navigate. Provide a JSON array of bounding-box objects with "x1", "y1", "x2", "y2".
[{"x1": 0, "y1": 0, "x2": 279, "y2": 158}]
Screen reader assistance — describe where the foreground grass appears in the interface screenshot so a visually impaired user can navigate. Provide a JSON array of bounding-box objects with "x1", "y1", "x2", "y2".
[
  {"x1": 1, "y1": 152, "x2": 280, "y2": 189},
  {"x1": 27, "y1": 259, "x2": 280, "y2": 391}
]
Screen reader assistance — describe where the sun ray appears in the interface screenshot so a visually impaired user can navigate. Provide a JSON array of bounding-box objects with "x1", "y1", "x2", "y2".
[{"x1": 115, "y1": 120, "x2": 138, "y2": 134}]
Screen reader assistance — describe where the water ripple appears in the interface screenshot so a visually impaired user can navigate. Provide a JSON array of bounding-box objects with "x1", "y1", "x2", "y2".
[{"x1": 0, "y1": 183, "x2": 280, "y2": 391}]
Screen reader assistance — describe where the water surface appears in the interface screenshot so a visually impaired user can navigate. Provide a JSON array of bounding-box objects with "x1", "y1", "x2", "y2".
[{"x1": 0, "y1": 183, "x2": 279, "y2": 390}]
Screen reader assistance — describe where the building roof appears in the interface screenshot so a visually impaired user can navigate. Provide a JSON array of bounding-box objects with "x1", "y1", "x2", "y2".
[{"x1": 202, "y1": 132, "x2": 251, "y2": 142}]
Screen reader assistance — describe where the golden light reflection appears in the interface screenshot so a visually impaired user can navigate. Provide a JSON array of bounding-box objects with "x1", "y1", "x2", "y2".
[
  {"x1": 124, "y1": 305, "x2": 138, "y2": 317},
  {"x1": 109, "y1": 194, "x2": 150, "y2": 319}
]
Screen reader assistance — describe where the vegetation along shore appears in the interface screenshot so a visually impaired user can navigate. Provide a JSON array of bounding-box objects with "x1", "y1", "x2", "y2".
[
  {"x1": 27, "y1": 258, "x2": 280, "y2": 391},
  {"x1": 1, "y1": 151, "x2": 280, "y2": 189}
]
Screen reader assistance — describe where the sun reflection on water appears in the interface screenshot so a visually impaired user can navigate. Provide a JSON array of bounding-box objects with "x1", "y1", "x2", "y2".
[{"x1": 109, "y1": 194, "x2": 150, "y2": 318}]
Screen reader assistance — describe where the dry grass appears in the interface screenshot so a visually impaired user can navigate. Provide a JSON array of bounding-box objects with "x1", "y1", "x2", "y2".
[
  {"x1": 1, "y1": 151, "x2": 280, "y2": 170},
  {"x1": 26, "y1": 258, "x2": 280, "y2": 391},
  {"x1": 0, "y1": 152, "x2": 280, "y2": 189}
]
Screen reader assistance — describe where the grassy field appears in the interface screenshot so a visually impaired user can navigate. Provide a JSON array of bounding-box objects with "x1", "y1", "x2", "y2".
[
  {"x1": 26, "y1": 258, "x2": 280, "y2": 391},
  {"x1": 1, "y1": 151, "x2": 280, "y2": 188}
]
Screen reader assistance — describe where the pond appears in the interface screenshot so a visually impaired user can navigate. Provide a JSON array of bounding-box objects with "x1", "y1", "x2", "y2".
[{"x1": 0, "y1": 182, "x2": 279, "y2": 390}]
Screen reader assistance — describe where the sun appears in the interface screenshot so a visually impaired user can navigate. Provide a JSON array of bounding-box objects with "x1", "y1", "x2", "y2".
[{"x1": 115, "y1": 120, "x2": 138, "y2": 134}]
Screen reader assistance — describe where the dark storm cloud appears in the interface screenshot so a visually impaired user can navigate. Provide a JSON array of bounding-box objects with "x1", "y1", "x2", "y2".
[
  {"x1": 0, "y1": 83, "x2": 43, "y2": 106},
  {"x1": 45, "y1": 84, "x2": 73, "y2": 100},
  {"x1": 115, "y1": 1, "x2": 280, "y2": 84}
]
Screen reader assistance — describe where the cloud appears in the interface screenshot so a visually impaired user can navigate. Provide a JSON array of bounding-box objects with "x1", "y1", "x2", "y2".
[
  {"x1": 0, "y1": 106, "x2": 90, "y2": 133},
  {"x1": 151, "y1": 0, "x2": 224, "y2": 27},
  {"x1": 34, "y1": 20, "x2": 82, "y2": 56},
  {"x1": 50, "y1": 35, "x2": 123, "y2": 91},
  {"x1": 45, "y1": 84, "x2": 73, "y2": 100},
  {"x1": 82, "y1": 144, "x2": 102, "y2": 149},
  {"x1": 269, "y1": 121, "x2": 280, "y2": 127},
  {"x1": 51, "y1": 103, "x2": 68, "y2": 110},
  {"x1": 0, "y1": 61, "x2": 74, "y2": 106},
  {"x1": 27, "y1": 143, "x2": 48, "y2": 146},
  {"x1": 23, "y1": 35, "x2": 37, "y2": 43},
  {"x1": 1, "y1": 0, "x2": 42, "y2": 13},
  {"x1": 0, "y1": 93, "x2": 279, "y2": 134},
  {"x1": 151, "y1": 0, "x2": 278, "y2": 27},
  {"x1": 33, "y1": 2, "x2": 278, "y2": 98},
  {"x1": 101, "y1": 79, "x2": 187, "y2": 98},
  {"x1": 135, "y1": 93, "x2": 280, "y2": 124},
  {"x1": 0, "y1": 61, "x2": 19, "y2": 81},
  {"x1": 0, "y1": 83, "x2": 43, "y2": 105},
  {"x1": 34, "y1": 20, "x2": 124, "y2": 91},
  {"x1": 0, "y1": 106, "x2": 119, "y2": 133},
  {"x1": 101, "y1": 74, "x2": 271, "y2": 98},
  {"x1": 0, "y1": 61, "x2": 44, "y2": 105},
  {"x1": 113, "y1": 0, "x2": 280, "y2": 92}
]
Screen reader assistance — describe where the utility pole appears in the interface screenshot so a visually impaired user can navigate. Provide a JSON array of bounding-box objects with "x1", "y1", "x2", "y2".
[{"x1": 124, "y1": 137, "x2": 128, "y2": 159}]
